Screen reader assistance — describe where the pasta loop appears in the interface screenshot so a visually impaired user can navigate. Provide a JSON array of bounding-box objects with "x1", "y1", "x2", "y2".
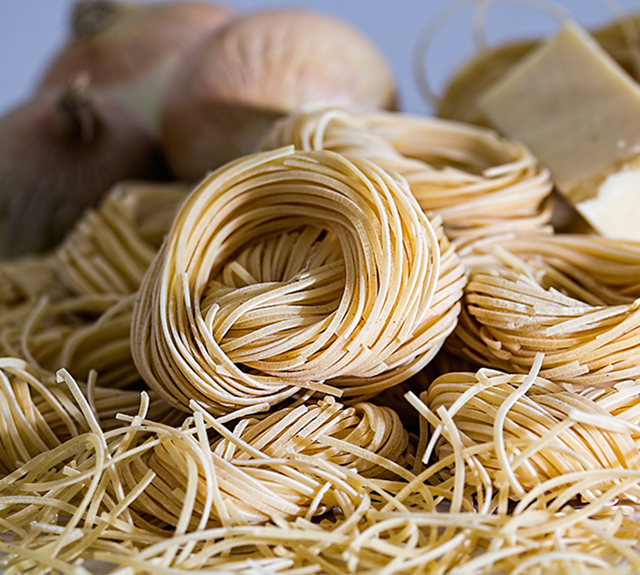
[
  {"x1": 452, "y1": 233, "x2": 640, "y2": 386},
  {"x1": 261, "y1": 107, "x2": 553, "y2": 243},
  {"x1": 132, "y1": 147, "x2": 464, "y2": 413}
]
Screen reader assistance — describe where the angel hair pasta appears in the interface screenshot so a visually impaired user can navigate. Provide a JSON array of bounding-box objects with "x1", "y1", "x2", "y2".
[
  {"x1": 451, "y1": 232, "x2": 640, "y2": 386},
  {"x1": 261, "y1": 107, "x2": 553, "y2": 243},
  {"x1": 131, "y1": 147, "x2": 465, "y2": 414}
]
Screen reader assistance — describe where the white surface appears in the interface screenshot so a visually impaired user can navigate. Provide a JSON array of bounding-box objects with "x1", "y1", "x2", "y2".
[{"x1": 1, "y1": 0, "x2": 640, "y2": 118}]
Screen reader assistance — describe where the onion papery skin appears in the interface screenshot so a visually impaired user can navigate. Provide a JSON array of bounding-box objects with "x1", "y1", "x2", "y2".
[
  {"x1": 161, "y1": 9, "x2": 397, "y2": 181},
  {"x1": 0, "y1": 85, "x2": 167, "y2": 258},
  {"x1": 38, "y1": 0, "x2": 233, "y2": 130}
]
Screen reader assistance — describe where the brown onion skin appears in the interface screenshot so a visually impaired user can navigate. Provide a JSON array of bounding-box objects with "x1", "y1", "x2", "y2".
[
  {"x1": 161, "y1": 9, "x2": 397, "y2": 181},
  {"x1": 0, "y1": 84, "x2": 169, "y2": 259},
  {"x1": 38, "y1": 1, "x2": 233, "y2": 128}
]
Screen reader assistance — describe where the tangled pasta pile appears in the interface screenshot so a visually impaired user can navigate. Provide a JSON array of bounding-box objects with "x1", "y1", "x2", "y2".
[
  {"x1": 425, "y1": 361, "x2": 640, "y2": 501},
  {"x1": 451, "y1": 233, "x2": 640, "y2": 386},
  {"x1": 261, "y1": 106, "x2": 553, "y2": 243},
  {"x1": 123, "y1": 396, "x2": 410, "y2": 528},
  {"x1": 3, "y1": 364, "x2": 640, "y2": 574},
  {"x1": 132, "y1": 147, "x2": 465, "y2": 414}
]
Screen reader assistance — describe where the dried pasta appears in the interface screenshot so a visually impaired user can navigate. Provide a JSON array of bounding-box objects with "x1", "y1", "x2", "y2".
[
  {"x1": 4, "y1": 366, "x2": 640, "y2": 574},
  {"x1": 57, "y1": 181, "x2": 188, "y2": 296},
  {"x1": 0, "y1": 255, "x2": 70, "y2": 309},
  {"x1": 0, "y1": 359, "x2": 178, "y2": 477},
  {"x1": 425, "y1": 363, "x2": 640, "y2": 501},
  {"x1": 123, "y1": 396, "x2": 410, "y2": 529},
  {"x1": 0, "y1": 292, "x2": 141, "y2": 389},
  {"x1": 132, "y1": 147, "x2": 465, "y2": 414},
  {"x1": 451, "y1": 232, "x2": 640, "y2": 386},
  {"x1": 0, "y1": 182, "x2": 189, "y2": 393},
  {"x1": 1, "y1": 84, "x2": 640, "y2": 574},
  {"x1": 261, "y1": 106, "x2": 553, "y2": 243}
]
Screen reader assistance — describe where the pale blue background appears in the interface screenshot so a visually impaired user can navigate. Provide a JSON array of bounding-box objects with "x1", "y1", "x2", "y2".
[{"x1": 1, "y1": 0, "x2": 640, "y2": 117}]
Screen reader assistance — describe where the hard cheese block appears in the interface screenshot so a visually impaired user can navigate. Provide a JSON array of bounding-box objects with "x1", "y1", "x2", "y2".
[{"x1": 479, "y1": 21, "x2": 640, "y2": 241}]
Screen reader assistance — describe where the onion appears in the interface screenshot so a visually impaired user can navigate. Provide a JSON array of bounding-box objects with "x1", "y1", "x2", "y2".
[
  {"x1": 0, "y1": 74, "x2": 167, "y2": 259},
  {"x1": 161, "y1": 8, "x2": 397, "y2": 180},
  {"x1": 38, "y1": 0, "x2": 232, "y2": 129}
]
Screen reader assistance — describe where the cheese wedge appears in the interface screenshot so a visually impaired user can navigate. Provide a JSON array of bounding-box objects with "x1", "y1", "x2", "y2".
[{"x1": 479, "y1": 21, "x2": 640, "y2": 241}]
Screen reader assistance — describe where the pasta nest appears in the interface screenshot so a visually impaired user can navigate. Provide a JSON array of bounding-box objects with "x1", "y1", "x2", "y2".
[
  {"x1": 424, "y1": 364, "x2": 640, "y2": 503},
  {"x1": 131, "y1": 147, "x2": 465, "y2": 414},
  {"x1": 451, "y1": 233, "x2": 640, "y2": 386},
  {"x1": 125, "y1": 396, "x2": 410, "y2": 528},
  {"x1": 0, "y1": 292, "x2": 140, "y2": 389},
  {"x1": 0, "y1": 182, "x2": 190, "y2": 391},
  {"x1": 57, "y1": 181, "x2": 189, "y2": 296},
  {"x1": 0, "y1": 360, "x2": 176, "y2": 477},
  {"x1": 261, "y1": 106, "x2": 553, "y2": 243}
]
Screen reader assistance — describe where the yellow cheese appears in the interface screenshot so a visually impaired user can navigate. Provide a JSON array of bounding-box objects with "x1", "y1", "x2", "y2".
[{"x1": 479, "y1": 21, "x2": 640, "y2": 241}]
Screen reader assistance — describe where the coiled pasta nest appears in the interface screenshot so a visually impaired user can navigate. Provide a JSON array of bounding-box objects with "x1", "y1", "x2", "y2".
[
  {"x1": 125, "y1": 396, "x2": 410, "y2": 528},
  {"x1": 424, "y1": 362, "x2": 640, "y2": 502},
  {"x1": 261, "y1": 107, "x2": 553, "y2": 243},
  {"x1": 0, "y1": 182, "x2": 190, "y2": 390},
  {"x1": 57, "y1": 181, "x2": 189, "y2": 296},
  {"x1": 451, "y1": 233, "x2": 640, "y2": 386},
  {"x1": 132, "y1": 147, "x2": 465, "y2": 414}
]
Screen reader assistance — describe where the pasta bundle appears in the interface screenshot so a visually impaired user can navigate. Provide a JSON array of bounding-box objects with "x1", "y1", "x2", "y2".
[
  {"x1": 0, "y1": 183, "x2": 191, "y2": 391},
  {"x1": 132, "y1": 147, "x2": 465, "y2": 414},
  {"x1": 0, "y1": 293, "x2": 141, "y2": 389},
  {"x1": 57, "y1": 181, "x2": 188, "y2": 296},
  {"x1": 451, "y1": 233, "x2": 640, "y2": 386},
  {"x1": 124, "y1": 396, "x2": 410, "y2": 528},
  {"x1": 0, "y1": 360, "x2": 177, "y2": 477},
  {"x1": 261, "y1": 107, "x2": 553, "y2": 243},
  {"x1": 424, "y1": 364, "x2": 640, "y2": 502},
  {"x1": 4, "y1": 368, "x2": 640, "y2": 574},
  {"x1": 0, "y1": 182, "x2": 190, "y2": 396},
  {"x1": 0, "y1": 255, "x2": 70, "y2": 309}
]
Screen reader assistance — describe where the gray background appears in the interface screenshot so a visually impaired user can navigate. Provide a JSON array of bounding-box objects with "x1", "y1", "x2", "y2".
[{"x1": 2, "y1": 0, "x2": 640, "y2": 117}]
